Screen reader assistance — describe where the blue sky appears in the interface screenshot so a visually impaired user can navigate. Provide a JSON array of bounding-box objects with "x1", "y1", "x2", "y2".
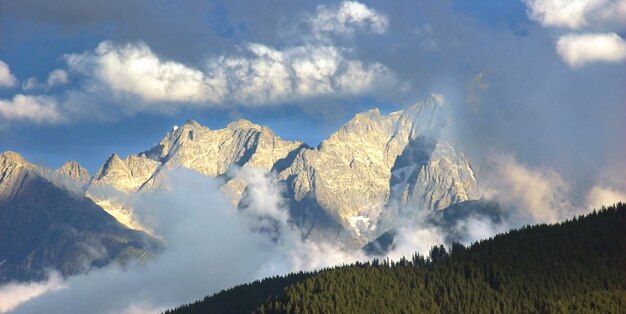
[{"x1": 0, "y1": 0, "x2": 624, "y2": 201}]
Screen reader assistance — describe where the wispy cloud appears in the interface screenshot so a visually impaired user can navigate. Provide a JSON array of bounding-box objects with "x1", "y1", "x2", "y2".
[
  {"x1": 481, "y1": 154, "x2": 574, "y2": 224},
  {"x1": 22, "y1": 69, "x2": 69, "y2": 91},
  {"x1": 586, "y1": 185, "x2": 626, "y2": 209},
  {"x1": 0, "y1": 272, "x2": 64, "y2": 313}
]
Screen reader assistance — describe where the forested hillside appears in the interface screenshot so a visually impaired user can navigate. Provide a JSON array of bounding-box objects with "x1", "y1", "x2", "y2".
[{"x1": 167, "y1": 203, "x2": 626, "y2": 314}]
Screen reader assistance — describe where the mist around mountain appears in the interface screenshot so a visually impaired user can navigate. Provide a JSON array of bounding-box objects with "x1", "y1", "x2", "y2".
[
  {"x1": 82, "y1": 95, "x2": 478, "y2": 248},
  {"x1": 167, "y1": 203, "x2": 626, "y2": 314},
  {"x1": 0, "y1": 96, "x2": 622, "y2": 313},
  {"x1": 0, "y1": 152, "x2": 161, "y2": 283}
]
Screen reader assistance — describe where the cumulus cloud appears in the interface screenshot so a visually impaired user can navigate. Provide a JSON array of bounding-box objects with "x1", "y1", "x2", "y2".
[
  {"x1": 586, "y1": 185, "x2": 626, "y2": 209},
  {"x1": 523, "y1": 0, "x2": 626, "y2": 29},
  {"x1": 0, "y1": 94, "x2": 63, "y2": 124},
  {"x1": 65, "y1": 41, "x2": 392, "y2": 110},
  {"x1": 310, "y1": 1, "x2": 389, "y2": 36},
  {"x1": 65, "y1": 41, "x2": 213, "y2": 104},
  {"x1": 481, "y1": 154, "x2": 574, "y2": 224},
  {"x1": 556, "y1": 32, "x2": 626, "y2": 67},
  {"x1": 47, "y1": 69, "x2": 69, "y2": 87},
  {"x1": 0, "y1": 60, "x2": 18, "y2": 88}
]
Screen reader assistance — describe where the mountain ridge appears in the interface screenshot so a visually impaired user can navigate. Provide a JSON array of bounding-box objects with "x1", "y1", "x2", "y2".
[
  {"x1": 66, "y1": 95, "x2": 479, "y2": 246},
  {"x1": 0, "y1": 95, "x2": 480, "y2": 249},
  {"x1": 0, "y1": 152, "x2": 161, "y2": 283}
]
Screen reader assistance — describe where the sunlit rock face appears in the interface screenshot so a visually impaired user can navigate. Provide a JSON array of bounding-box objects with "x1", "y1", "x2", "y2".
[
  {"x1": 56, "y1": 160, "x2": 90, "y2": 182},
  {"x1": 277, "y1": 95, "x2": 478, "y2": 243},
  {"x1": 85, "y1": 119, "x2": 304, "y2": 231},
  {"x1": 82, "y1": 95, "x2": 478, "y2": 246},
  {"x1": 0, "y1": 152, "x2": 160, "y2": 283}
]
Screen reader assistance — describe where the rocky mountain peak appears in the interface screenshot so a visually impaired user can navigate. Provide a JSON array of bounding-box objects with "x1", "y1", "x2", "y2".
[
  {"x1": 227, "y1": 119, "x2": 262, "y2": 131},
  {"x1": 57, "y1": 160, "x2": 90, "y2": 182},
  {"x1": 0, "y1": 151, "x2": 28, "y2": 167},
  {"x1": 183, "y1": 119, "x2": 203, "y2": 128},
  {"x1": 0, "y1": 151, "x2": 33, "y2": 201},
  {"x1": 94, "y1": 153, "x2": 125, "y2": 180}
]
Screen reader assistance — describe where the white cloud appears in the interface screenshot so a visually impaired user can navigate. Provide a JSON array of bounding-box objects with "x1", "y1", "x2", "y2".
[
  {"x1": 523, "y1": 0, "x2": 626, "y2": 29},
  {"x1": 66, "y1": 41, "x2": 214, "y2": 104},
  {"x1": 586, "y1": 185, "x2": 626, "y2": 209},
  {"x1": 65, "y1": 41, "x2": 392, "y2": 109},
  {"x1": 0, "y1": 272, "x2": 65, "y2": 313},
  {"x1": 556, "y1": 32, "x2": 626, "y2": 67},
  {"x1": 387, "y1": 223, "x2": 445, "y2": 261},
  {"x1": 310, "y1": 1, "x2": 389, "y2": 36},
  {"x1": 0, "y1": 94, "x2": 63, "y2": 124},
  {"x1": 481, "y1": 154, "x2": 574, "y2": 224},
  {"x1": 47, "y1": 69, "x2": 69, "y2": 87},
  {"x1": 0, "y1": 60, "x2": 17, "y2": 88},
  {"x1": 22, "y1": 69, "x2": 70, "y2": 91}
]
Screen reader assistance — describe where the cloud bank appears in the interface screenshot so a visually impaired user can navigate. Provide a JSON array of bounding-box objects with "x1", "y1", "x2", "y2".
[
  {"x1": 64, "y1": 39, "x2": 391, "y2": 110},
  {"x1": 8, "y1": 168, "x2": 366, "y2": 314}
]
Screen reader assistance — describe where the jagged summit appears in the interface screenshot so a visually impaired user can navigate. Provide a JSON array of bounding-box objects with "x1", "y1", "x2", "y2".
[
  {"x1": 0, "y1": 151, "x2": 28, "y2": 166},
  {"x1": 57, "y1": 160, "x2": 90, "y2": 182},
  {"x1": 227, "y1": 119, "x2": 262, "y2": 130},
  {"x1": 41, "y1": 95, "x2": 479, "y2": 246},
  {"x1": 183, "y1": 119, "x2": 203, "y2": 128}
]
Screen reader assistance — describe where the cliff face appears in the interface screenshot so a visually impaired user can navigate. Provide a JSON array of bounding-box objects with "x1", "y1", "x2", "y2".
[
  {"x1": 0, "y1": 152, "x2": 160, "y2": 283},
  {"x1": 82, "y1": 95, "x2": 478, "y2": 246},
  {"x1": 276, "y1": 95, "x2": 478, "y2": 241}
]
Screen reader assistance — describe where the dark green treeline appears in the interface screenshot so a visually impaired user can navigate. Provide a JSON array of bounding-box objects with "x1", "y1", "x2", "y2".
[{"x1": 167, "y1": 203, "x2": 626, "y2": 314}]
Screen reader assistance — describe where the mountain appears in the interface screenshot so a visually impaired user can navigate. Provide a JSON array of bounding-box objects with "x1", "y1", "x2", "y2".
[
  {"x1": 84, "y1": 95, "x2": 479, "y2": 246},
  {"x1": 0, "y1": 152, "x2": 161, "y2": 283},
  {"x1": 165, "y1": 203, "x2": 626, "y2": 314},
  {"x1": 274, "y1": 95, "x2": 478, "y2": 242}
]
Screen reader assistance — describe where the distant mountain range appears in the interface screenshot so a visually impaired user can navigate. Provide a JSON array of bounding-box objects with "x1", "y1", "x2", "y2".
[{"x1": 0, "y1": 95, "x2": 481, "y2": 282}]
